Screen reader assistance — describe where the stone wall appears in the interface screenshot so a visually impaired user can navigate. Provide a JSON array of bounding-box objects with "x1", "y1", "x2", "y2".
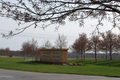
[{"x1": 40, "y1": 49, "x2": 68, "y2": 63}]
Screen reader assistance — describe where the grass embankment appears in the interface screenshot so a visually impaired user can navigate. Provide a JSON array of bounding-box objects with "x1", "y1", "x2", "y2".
[{"x1": 0, "y1": 57, "x2": 120, "y2": 77}]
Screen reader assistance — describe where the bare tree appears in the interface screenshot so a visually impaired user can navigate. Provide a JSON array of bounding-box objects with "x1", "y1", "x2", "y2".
[
  {"x1": 0, "y1": 48, "x2": 4, "y2": 57},
  {"x1": 99, "y1": 39, "x2": 108, "y2": 59},
  {"x1": 0, "y1": 0, "x2": 120, "y2": 37},
  {"x1": 5, "y1": 47, "x2": 10, "y2": 57},
  {"x1": 40, "y1": 40, "x2": 52, "y2": 49},
  {"x1": 79, "y1": 34, "x2": 85, "y2": 63},
  {"x1": 115, "y1": 34, "x2": 120, "y2": 53},
  {"x1": 71, "y1": 38, "x2": 80, "y2": 59},
  {"x1": 71, "y1": 33, "x2": 88, "y2": 63},
  {"x1": 101, "y1": 31, "x2": 117, "y2": 66},
  {"x1": 30, "y1": 38, "x2": 38, "y2": 59},
  {"x1": 21, "y1": 38, "x2": 38, "y2": 61},
  {"x1": 79, "y1": 33, "x2": 88, "y2": 60},
  {"x1": 54, "y1": 34, "x2": 68, "y2": 49},
  {"x1": 90, "y1": 34, "x2": 100, "y2": 63},
  {"x1": 0, "y1": 48, "x2": 10, "y2": 57},
  {"x1": 21, "y1": 40, "x2": 31, "y2": 61}
]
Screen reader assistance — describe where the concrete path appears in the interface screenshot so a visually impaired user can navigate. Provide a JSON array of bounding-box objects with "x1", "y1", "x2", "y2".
[{"x1": 0, "y1": 69, "x2": 119, "y2": 80}]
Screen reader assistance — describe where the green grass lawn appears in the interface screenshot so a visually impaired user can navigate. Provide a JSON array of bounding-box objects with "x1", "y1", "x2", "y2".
[{"x1": 0, "y1": 57, "x2": 120, "y2": 77}]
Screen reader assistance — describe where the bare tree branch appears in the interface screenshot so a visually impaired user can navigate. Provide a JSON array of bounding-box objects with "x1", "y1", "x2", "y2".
[{"x1": 0, "y1": 0, "x2": 120, "y2": 37}]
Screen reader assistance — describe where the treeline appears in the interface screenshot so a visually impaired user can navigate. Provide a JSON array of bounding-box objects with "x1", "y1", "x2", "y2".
[
  {"x1": 0, "y1": 47, "x2": 11, "y2": 57},
  {"x1": 0, "y1": 34, "x2": 68, "y2": 60},
  {"x1": 68, "y1": 53, "x2": 120, "y2": 59},
  {"x1": 1, "y1": 31, "x2": 120, "y2": 66},
  {"x1": 71, "y1": 31, "x2": 120, "y2": 66},
  {"x1": 21, "y1": 34, "x2": 68, "y2": 61}
]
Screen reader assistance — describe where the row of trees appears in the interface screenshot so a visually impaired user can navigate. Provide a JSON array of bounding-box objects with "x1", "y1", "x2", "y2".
[
  {"x1": 0, "y1": 34, "x2": 68, "y2": 59},
  {"x1": 21, "y1": 38, "x2": 40, "y2": 61},
  {"x1": 40, "y1": 34, "x2": 68, "y2": 49},
  {"x1": 0, "y1": 47, "x2": 11, "y2": 57},
  {"x1": 21, "y1": 34, "x2": 68, "y2": 61},
  {"x1": 71, "y1": 31, "x2": 120, "y2": 66}
]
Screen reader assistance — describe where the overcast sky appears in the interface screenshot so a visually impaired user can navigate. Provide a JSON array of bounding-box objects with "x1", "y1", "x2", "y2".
[{"x1": 0, "y1": 16, "x2": 119, "y2": 51}]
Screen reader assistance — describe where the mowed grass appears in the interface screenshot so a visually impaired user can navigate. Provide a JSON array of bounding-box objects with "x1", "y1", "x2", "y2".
[{"x1": 0, "y1": 57, "x2": 120, "y2": 77}]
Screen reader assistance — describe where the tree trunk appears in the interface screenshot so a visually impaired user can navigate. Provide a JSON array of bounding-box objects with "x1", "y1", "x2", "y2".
[
  {"x1": 109, "y1": 57, "x2": 111, "y2": 66},
  {"x1": 95, "y1": 47, "x2": 97, "y2": 63},
  {"x1": 95, "y1": 53, "x2": 97, "y2": 63},
  {"x1": 81, "y1": 53, "x2": 82, "y2": 63},
  {"x1": 110, "y1": 54, "x2": 113, "y2": 60},
  {"x1": 81, "y1": 48, "x2": 84, "y2": 63},
  {"x1": 76, "y1": 53, "x2": 78, "y2": 59},
  {"x1": 109, "y1": 53, "x2": 112, "y2": 66},
  {"x1": 84, "y1": 49, "x2": 85, "y2": 60},
  {"x1": 106, "y1": 49, "x2": 107, "y2": 59},
  {"x1": 27, "y1": 54, "x2": 29, "y2": 61},
  {"x1": 109, "y1": 47, "x2": 112, "y2": 66},
  {"x1": 24, "y1": 55, "x2": 26, "y2": 62}
]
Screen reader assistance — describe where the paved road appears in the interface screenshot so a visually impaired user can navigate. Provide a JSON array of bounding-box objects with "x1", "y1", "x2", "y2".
[{"x1": 0, "y1": 69, "x2": 120, "y2": 80}]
